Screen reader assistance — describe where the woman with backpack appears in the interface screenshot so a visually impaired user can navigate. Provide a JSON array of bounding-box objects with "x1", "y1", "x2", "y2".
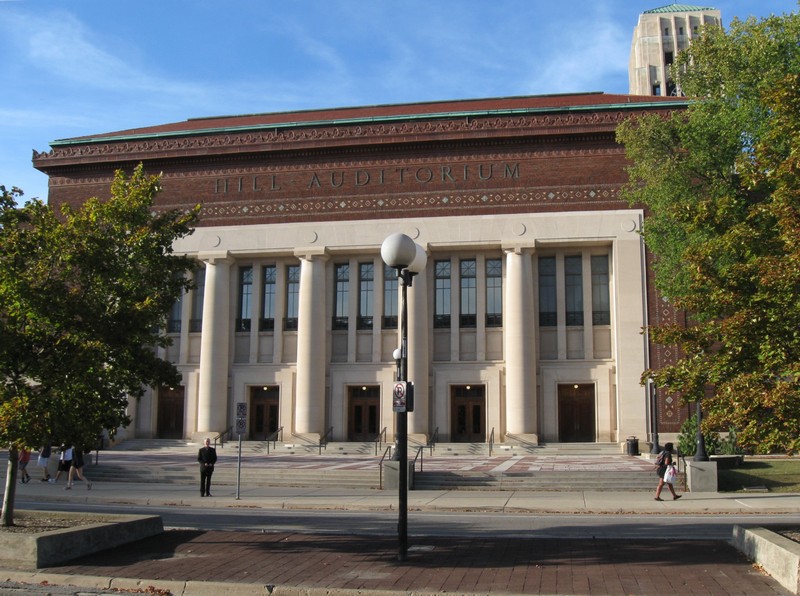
[{"x1": 654, "y1": 442, "x2": 682, "y2": 501}]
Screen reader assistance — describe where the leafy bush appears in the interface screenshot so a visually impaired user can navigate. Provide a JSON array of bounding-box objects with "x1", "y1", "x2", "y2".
[
  {"x1": 677, "y1": 413, "x2": 720, "y2": 456},
  {"x1": 718, "y1": 427, "x2": 746, "y2": 455}
]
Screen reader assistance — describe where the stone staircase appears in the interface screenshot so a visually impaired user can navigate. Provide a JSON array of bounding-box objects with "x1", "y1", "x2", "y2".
[
  {"x1": 83, "y1": 439, "x2": 659, "y2": 492},
  {"x1": 412, "y1": 469, "x2": 656, "y2": 492}
]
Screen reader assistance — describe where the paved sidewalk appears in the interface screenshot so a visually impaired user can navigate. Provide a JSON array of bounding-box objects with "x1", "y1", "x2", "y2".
[
  {"x1": 2, "y1": 532, "x2": 791, "y2": 596},
  {"x1": 10, "y1": 475, "x2": 800, "y2": 514},
  {"x1": 2, "y1": 479, "x2": 799, "y2": 594}
]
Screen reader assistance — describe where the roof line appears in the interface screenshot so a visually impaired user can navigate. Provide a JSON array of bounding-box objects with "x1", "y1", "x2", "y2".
[{"x1": 51, "y1": 100, "x2": 689, "y2": 147}]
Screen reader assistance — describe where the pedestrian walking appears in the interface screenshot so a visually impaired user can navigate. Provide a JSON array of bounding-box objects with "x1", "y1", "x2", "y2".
[
  {"x1": 37, "y1": 443, "x2": 52, "y2": 482},
  {"x1": 18, "y1": 448, "x2": 31, "y2": 483},
  {"x1": 197, "y1": 437, "x2": 217, "y2": 497},
  {"x1": 654, "y1": 442, "x2": 682, "y2": 501},
  {"x1": 51, "y1": 444, "x2": 73, "y2": 483},
  {"x1": 65, "y1": 447, "x2": 92, "y2": 490}
]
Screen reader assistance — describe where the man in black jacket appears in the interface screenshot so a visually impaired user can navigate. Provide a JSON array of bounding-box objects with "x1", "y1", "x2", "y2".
[{"x1": 197, "y1": 438, "x2": 218, "y2": 497}]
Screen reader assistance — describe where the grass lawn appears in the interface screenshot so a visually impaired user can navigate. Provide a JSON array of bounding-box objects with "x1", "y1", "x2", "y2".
[{"x1": 718, "y1": 458, "x2": 800, "y2": 492}]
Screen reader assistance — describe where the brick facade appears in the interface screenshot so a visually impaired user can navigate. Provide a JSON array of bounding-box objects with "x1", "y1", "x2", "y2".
[{"x1": 33, "y1": 92, "x2": 688, "y2": 442}]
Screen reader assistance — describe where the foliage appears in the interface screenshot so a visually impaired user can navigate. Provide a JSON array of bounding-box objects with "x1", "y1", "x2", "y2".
[
  {"x1": 677, "y1": 412, "x2": 720, "y2": 457},
  {"x1": 617, "y1": 12, "x2": 800, "y2": 454},
  {"x1": 718, "y1": 427, "x2": 746, "y2": 456},
  {"x1": 0, "y1": 166, "x2": 198, "y2": 524}
]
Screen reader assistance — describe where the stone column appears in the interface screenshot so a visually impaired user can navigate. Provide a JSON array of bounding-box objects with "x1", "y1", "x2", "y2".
[
  {"x1": 504, "y1": 247, "x2": 537, "y2": 438},
  {"x1": 295, "y1": 250, "x2": 328, "y2": 437},
  {"x1": 408, "y1": 266, "x2": 429, "y2": 438},
  {"x1": 197, "y1": 252, "x2": 232, "y2": 435}
]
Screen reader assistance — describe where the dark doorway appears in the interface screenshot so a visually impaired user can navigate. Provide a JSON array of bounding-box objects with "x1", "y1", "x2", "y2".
[
  {"x1": 250, "y1": 386, "x2": 280, "y2": 440},
  {"x1": 558, "y1": 383, "x2": 596, "y2": 442},
  {"x1": 157, "y1": 386, "x2": 185, "y2": 439},
  {"x1": 348, "y1": 386, "x2": 380, "y2": 441},
  {"x1": 451, "y1": 385, "x2": 485, "y2": 442}
]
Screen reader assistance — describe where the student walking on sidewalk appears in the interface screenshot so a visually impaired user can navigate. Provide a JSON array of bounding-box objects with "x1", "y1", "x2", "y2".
[
  {"x1": 65, "y1": 447, "x2": 92, "y2": 490},
  {"x1": 654, "y1": 442, "x2": 682, "y2": 501}
]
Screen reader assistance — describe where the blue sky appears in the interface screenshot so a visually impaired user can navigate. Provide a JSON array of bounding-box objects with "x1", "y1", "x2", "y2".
[{"x1": 1, "y1": 0, "x2": 796, "y2": 201}]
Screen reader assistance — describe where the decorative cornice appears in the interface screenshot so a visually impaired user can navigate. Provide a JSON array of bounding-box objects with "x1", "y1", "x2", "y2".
[{"x1": 32, "y1": 108, "x2": 667, "y2": 167}]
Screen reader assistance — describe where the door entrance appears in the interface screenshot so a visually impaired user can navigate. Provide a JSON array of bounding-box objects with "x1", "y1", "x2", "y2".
[
  {"x1": 450, "y1": 385, "x2": 485, "y2": 443},
  {"x1": 250, "y1": 386, "x2": 280, "y2": 440},
  {"x1": 558, "y1": 383, "x2": 596, "y2": 442},
  {"x1": 157, "y1": 386, "x2": 185, "y2": 439},
  {"x1": 348, "y1": 386, "x2": 380, "y2": 441}
]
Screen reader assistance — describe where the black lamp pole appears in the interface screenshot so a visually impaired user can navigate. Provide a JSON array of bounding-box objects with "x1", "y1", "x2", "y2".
[
  {"x1": 649, "y1": 380, "x2": 660, "y2": 454},
  {"x1": 382, "y1": 232, "x2": 425, "y2": 564},
  {"x1": 694, "y1": 399, "x2": 709, "y2": 461},
  {"x1": 396, "y1": 267, "x2": 410, "y2": 561}
]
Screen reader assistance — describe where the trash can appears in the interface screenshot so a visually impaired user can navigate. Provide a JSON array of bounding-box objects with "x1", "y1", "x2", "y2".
[{"x1": 626, "y1": 436, "x2": 640, "y2": 456}]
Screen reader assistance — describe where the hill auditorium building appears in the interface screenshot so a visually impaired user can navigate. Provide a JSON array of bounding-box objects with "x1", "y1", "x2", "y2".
[{"x1": 33, "y1": 92, "x2": 687, "y2": 450}]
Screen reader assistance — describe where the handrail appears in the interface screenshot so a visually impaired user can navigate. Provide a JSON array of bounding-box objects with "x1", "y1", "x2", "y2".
[
  {"x1": 319, "y1": 426, "x2": 334, "y2": 455},
  {"x1": 427, "y1": 427, "x2": 439, "y2": 455},
  {"x1": 265, "y1": 426, "x2": 284, "y2": 454},
  {"x1": 677, "y1": 451, "x2": 688, "y2": 492},
  {"x1": 412, "y1": 445, "x2": 425, "y2": 473},
  {"x1": 504, "y1": 431, "x2": 539, "y2": 448},
  {"x1": 378, "y1": 445, "x2": 393, "y2": 489},
  {"x1": 488, "y1": 427, "x2": 495, "y2": 456},
  {"x1": 213, "y1": 426, "x2": 233, "y2": 449},
  {"x1": 374, "y1": 427, "x2": 387, "y2": 456}
]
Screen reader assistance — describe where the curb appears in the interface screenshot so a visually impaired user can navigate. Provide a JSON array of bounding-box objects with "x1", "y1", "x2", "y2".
[{"x1": 733, "y1": 525, "x2": 800, "y2": 595}]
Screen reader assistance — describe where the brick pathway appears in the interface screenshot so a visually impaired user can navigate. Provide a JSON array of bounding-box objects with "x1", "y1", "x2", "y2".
[{"x1": 47, "y1": 530, "x2": 790, "y2": 595}]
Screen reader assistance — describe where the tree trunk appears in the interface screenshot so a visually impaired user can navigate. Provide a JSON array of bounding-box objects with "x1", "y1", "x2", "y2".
[{"x1": 1, "y1": 447, "x2": 18, "y2": 527}]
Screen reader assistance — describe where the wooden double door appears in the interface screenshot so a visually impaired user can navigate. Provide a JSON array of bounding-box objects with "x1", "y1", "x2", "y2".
[
  {"x1": 558, "y1": 383, "x2": 596, "y2": 442},
  {"x1": 348, "y1": 386, "x2": 380, "y2": 441},
  {"x1": 451, "y1": 385, "x2": 486, "y2": 443},
  {"x1": 157, "y1": 386, "x2": 185, "y2": 439},
  {"x1": 250, "y1": 386, "x2": 280, "y2": 440}
]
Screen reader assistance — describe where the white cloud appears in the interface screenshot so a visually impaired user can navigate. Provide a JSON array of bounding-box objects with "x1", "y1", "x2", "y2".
[
  {"x1": 5, "y1": 10, "x2": 203, "y2": 98},
  {"x1": 523, "y1": 14, "x2": 631, "y2": 94}
]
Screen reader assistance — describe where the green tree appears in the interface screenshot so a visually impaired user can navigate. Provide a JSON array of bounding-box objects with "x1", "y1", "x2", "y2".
[
  {"x1": 0, "y1": 166, "x2": 198, "y2": 525},
  {"x1": 617, "y1": 12, "x2": 800, "y2": 454}
]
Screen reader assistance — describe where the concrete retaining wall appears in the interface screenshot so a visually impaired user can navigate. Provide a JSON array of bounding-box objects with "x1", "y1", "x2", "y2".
[
  {"x1": 0, "y1": 511, "x2": 163, "y2": 569},
  {"x1": 732, "y1": 525, "x2": 800, "y2": 595}
]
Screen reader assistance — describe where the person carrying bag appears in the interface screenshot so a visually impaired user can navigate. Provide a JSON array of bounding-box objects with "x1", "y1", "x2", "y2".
[{"x1": 654, "y1": 442, "x2": 682, "y2": 501}]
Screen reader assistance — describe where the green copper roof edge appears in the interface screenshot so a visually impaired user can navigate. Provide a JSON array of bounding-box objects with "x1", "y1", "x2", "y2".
[
  {"x1": 50, "y1": 100, "x2": 691, "y2": 147},
  {"x1": 643, "y1": 4, "x2": 716, "y2": 14}
]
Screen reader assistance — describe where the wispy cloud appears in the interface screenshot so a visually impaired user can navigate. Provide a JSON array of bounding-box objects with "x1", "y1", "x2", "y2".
[
  {"x1": 5, "y1": 10, "x2": 203, "y2": 98},
  {"x1": 523, "y1": 14, "x2": 630, "y2": 94}
]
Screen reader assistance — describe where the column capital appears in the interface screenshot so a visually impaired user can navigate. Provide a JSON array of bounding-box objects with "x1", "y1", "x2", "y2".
[
  {"x1": 294, "y1": 247, "x2": 329, "y2": 261},
  {"x1": 197, "y1": 251, "x2": 234, "y2": 265},
  {"x1": 502, "y1": 244, "x2": 534, "y2": 256}
]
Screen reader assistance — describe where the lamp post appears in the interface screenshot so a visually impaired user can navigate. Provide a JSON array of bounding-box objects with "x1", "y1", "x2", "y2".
[
  {"x1": 648, "y1": 378, "x2": 660, "y2": 455},
  {"x1": 694, "y1": 399, "x2": 709, "y2": 461},
  {"x1": 381, "y1": 232, "x2": 426, "y2": 562}
]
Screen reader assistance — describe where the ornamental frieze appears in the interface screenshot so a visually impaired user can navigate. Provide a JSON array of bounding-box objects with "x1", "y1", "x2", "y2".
[
  {"x1": 176, "y1": 185, "x2": 624, "y2": 225},
  {"x1": 33, "y1": 109, "x2": 641, "y2": 163}
]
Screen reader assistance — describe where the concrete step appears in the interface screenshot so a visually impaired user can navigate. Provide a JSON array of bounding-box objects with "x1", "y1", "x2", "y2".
[
  {"x1": 85, "y1": 462, "x2": 381, "y2": 489},
  {"x1": 80, "y1": 440, "x2": 658, "y2": 492},
  {"x1": 413, "y1": 469, "x2": 671, "y2": 492},
  {"x1": 112, "y1": 439, "x2": 197, "y2": 451},
  {"x1": 108, "y1": 439, "x2": 628, "y2": 457}
]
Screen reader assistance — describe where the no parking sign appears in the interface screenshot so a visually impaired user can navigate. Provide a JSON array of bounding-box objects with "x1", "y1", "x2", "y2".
[{"x1": 392, "y1": 381, "x2": 414, "y2": 412}]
